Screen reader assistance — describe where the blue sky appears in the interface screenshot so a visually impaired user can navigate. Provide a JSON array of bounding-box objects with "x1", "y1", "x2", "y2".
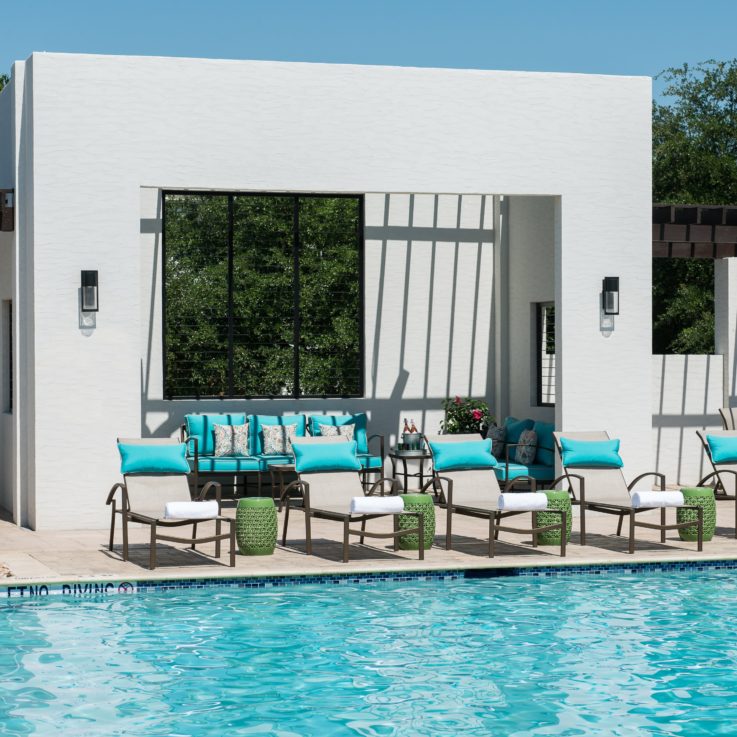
[{"x1": 4, "y1": 0, "x2": 737, "y2": 98}]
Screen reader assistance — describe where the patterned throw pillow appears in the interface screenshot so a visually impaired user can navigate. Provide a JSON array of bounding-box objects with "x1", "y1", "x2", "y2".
[
  {"x1": 213, "y1": 424, "x2": 250, "y2": 457},
  {"x1": 486, "y1": 425, "x2": 506, "y2": 459},
  {"x1": 261, "y1": 424, "x2": 299, "y2": 455},
  {"x1": 319, "y1": 423, "x2": 356, "y2": 443},
  {"x1": 514, "y1": 429, "x2": 538, "y2": 465}
]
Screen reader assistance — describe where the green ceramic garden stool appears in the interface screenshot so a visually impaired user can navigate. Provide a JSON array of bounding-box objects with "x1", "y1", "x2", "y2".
[
  {"x1": 398, "y1": 493, "x2": 435, "y2": 551},
  {"x1": 236, "y1": 497, "x2": 278, "y2": 555},
  {"x1": 537, "y1": 490, "x2": 573, "y2": 545},
  {"x1": 677, "y1": 487, "x2": 715, "y2": 542}
]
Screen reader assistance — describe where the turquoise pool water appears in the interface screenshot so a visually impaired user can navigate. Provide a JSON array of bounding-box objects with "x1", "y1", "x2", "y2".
[{"x1": 3, "y1": 572, "x2": 737, "y2": 736}]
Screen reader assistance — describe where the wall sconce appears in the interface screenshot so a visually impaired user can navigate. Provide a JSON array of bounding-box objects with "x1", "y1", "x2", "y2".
[
  {"x1": 602, "y1": 277, "x2": 619, "y2": 315},
  {"x1": 81, "y1": 270, "x2": 99, "y2": 312}
]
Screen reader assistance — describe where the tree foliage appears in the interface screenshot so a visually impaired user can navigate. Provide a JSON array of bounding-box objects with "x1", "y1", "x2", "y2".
[
  {"x1": 652, "y1": 60, "x2": 737, "y2": 354},
  {"x1": 0, "y1": 74, "x2": 8, "y2": 93},
  {"x1": 164, "y1": 194, "x2": 361, "y2": 398}
]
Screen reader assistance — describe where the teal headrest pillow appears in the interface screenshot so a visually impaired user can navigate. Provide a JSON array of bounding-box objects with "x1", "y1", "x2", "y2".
[{"x1": 118, "y1": 443, "x2": 190, "y2": 474}]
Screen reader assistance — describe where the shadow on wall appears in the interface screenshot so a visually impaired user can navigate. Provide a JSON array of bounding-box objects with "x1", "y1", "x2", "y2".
[
  {"x1": 139, "y1": 192, "x2": 496, "y2": 444},
  {"x1": 652, "y1": 353, "x2": 723, "y2": 485}
]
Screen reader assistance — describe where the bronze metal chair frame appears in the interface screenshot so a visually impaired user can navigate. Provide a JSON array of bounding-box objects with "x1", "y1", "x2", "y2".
[
  {"x1": 552, "y1": 435, "x2": 703, "y2": 553},
  {"x1": 280, "y1": 475, "x2": 424, "y2": 563},
  {"x1": 106, "y1": 479, "x2": 236, "y2": 570},
  {"x1": 696, "y1": 430, "x2": 737, "y2": 538}
]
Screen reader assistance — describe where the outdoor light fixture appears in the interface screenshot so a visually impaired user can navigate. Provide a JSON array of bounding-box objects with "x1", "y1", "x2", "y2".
[
  {"x1": 81, "y1": 270, "x2": 99, "y2": 312},
  {"x1": 602, "y1": 277, "x2": 619, "y2": 316}
]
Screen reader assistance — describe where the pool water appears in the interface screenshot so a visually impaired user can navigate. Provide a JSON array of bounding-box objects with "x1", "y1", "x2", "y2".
[{"x1": 3, "y1": 572, "x2": 737, "y2": 736}]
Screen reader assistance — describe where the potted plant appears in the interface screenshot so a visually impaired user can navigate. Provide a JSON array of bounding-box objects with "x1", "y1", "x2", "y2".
[{"x1": 440, "y1": 396, "x2": 494, "y2": 435}]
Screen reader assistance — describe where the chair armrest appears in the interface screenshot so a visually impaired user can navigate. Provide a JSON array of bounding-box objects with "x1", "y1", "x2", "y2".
[
  {"x1": 627, "y1": 472, "x2": 665, "y2": 491},
  {"x1": 428, "y1": 475, "x2": 453, "y2": 505},
  {"x1": 548, "y1": 475, "x2": 576, "y2": 498},
  {"x1": 563, "y1": 472, "x2": 585, "y2": 502},
  {"x1": 198, "y1": 481, "x2": 222, "y2": 504},
  {"x1": 283, "y1": 479, "x2": 310, "y2": 508},
  {"x1": 367, "y1": 477, "x2": 400, "y2": 497},
  {"x1": 179, "y1": 423, "x2": 187, "y2": 443},
  {"x1": 368, "y1": 433, "x2": 385, "y2": 461},
  {"x1": 503, "y1": 475, "x2": 537, "y2": 493},
  {"x1": 180, "y1": 433, "x2": 199, "y2": 463},
  {"x1": 106, "y1": 482, "x2": 128, "y2": 510}
]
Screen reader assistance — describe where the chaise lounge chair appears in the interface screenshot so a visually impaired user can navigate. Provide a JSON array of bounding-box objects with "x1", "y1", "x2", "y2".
[
  {"x1": 719, "y1": 407, "x2": 737, "y2": 430},
  {"x1": 281, "y1": 437, "x2": 424, "y2": 563},
  {"x1": 697, "y1": 429, "x2": 737, "y2": 536},
  {"x1": 552, "y1": 431, "x2": 703, "y2": 553},
  {"x1": 423, "y1": 433, "x2": 566, "y2": 557},
  {"x1": 107, "y1": 438, "x2": 236, "y2": 569}
]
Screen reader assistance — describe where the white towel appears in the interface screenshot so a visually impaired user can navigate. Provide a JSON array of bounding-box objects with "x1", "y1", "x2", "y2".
[
  {"x1": 497, "y1": 492, "x2": 548, "y2": 512},
  {"x1": 164, "y1": 500, "x2": 219, "y2": 520},
  {"x1": 630, "y1": 490, "x2": 684, "y2": 509},
  {"x1": 350, "y1": 496, "x2": 405, "y2": 515}
]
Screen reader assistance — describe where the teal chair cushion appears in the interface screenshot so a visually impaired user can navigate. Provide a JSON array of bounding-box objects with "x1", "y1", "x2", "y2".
[
  {"x1": 308, "y1": 413, "x2": 369, "y2": 454},
  {"x1": 185, "y1": 414, "x2": 247, "y2": 457},
  {"x1": 706, "y1": 434, "x2": 737, "y2": 463},
  {"x1": 504, "y1": 417, "x2": 535, "y2": 445},
  {"x1": 533, "y1": 420, "x2": 556, "y2": 466},
  {"x1": 358, "y1": 453, "x2": 383, "y2": 470},
  {"x1": 429, "y1": 439, "x2": 496, "y2": 471},
  {"x1": 250, "y1": 415, "x2": 306, "y2": 455},
  {"x1": 119, "y1": 443, "x2": 190, "y2": 474},
  {"x1": 194, "y1": 456, "x2": 261, "y2": 473},
  {"x1": 494, "y1": 463, "x2": 555, "y2": 482},
  {"x1": 560, "y1": 437, "x2": 623, "y2": 468},
  {"x1": 293, "y1": 440, "x2": 362, "y2": 473}
]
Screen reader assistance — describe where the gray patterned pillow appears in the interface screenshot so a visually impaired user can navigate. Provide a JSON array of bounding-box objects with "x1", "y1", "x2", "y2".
[
  {"x1": 262, "y1": 424, "x2": 298, "y2": 455},
  {"x1": 319, "y1": 423, "x2": 356, "y2": 442},
  {"x1": 486, "y1": 424, "x2": 506, "y2": 459},
  {"x1": 514, "y1": 429, "x2": 538, "y2": 465},
  {"x1": 213, "y1": 424, "x2": 250, "y2": 457}
]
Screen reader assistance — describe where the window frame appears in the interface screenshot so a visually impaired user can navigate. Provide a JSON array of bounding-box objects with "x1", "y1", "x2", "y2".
[
  {"x1": 161, "y1": 190, "x2": 365, "y2": 400},
  {"x1": 536, "y1": 301, "x2": 555, "y2": 408}
]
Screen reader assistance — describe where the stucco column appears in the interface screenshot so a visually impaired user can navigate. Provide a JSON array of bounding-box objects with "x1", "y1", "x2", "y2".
[{"x1": 715, "y1": 257, "x2": 737, "y2": 407}]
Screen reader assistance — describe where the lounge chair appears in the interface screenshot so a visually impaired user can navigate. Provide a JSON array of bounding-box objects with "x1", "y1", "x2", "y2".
[
  {"x1": 281, "y1": 437, "x2": 424, "y2": 563},
  {"x1": 720, "y1": 408, "x2": 737, "y2": 431},
  {"x1": 423, "y1": 433, "x2": 566, "y2": 557},
  {"x1": 697, "y1": 429, "x2": 737, "y2": 536},
  {"x1": 553, "y1": 431, "x2": 702, "y2": 553},
  {"x1": 107, "y1": 438, "x2": 236, "y2": 569}
]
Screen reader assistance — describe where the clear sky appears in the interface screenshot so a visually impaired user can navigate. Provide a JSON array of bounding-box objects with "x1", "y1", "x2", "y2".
[{"x1": 4, "y1": 0, "x2": 737, "y2": 98}]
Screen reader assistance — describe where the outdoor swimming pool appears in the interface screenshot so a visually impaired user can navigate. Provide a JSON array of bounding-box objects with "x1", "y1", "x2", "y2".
[{"x1": 2, "y1": 570, "x2": 737, "y2": 736}]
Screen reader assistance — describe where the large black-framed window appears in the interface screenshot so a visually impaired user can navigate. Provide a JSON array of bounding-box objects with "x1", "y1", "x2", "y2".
[
  {"x1": 536, "y1": 302, "x2": 555, "y2": 407},
  {"x1": 162, "y1": 191, "x2": 364, "y2": 399}
]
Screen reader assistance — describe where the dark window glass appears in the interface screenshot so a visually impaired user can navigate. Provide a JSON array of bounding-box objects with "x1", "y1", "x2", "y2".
[
  {"x1": 537, "y1": 302, "x2": 555, "y2": 407},
  {"x1": 163, "y1": 192, "x2": 363, "y2": 398}
]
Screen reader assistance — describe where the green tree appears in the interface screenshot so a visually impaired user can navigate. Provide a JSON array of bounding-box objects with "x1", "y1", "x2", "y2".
[
  {"x1": 652, "y1": 60, "x2": 737, "y2": 354},
  {"x1": 0, "y1": 74, "x2": 8, "y2": 92}
]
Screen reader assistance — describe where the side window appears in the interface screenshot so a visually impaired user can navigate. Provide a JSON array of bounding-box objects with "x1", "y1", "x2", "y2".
[{"x1": 537, "y1": 302, "x2": 555, "y2": 406}]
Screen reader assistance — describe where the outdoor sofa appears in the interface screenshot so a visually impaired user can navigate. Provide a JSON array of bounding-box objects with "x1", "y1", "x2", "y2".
[
  {"x1": 489, "y1": 417, "x2": 556, "y2": 487},
  {"x1": 181, "y1": 412, "x2": 385, "y2": 495}
]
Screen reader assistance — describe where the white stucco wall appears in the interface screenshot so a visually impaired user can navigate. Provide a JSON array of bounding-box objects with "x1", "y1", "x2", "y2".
[
  {"x1": 652, "y1": 354, "x2": 723, "y2": 485},
  {"x1": 3, "y1": 53, "x2": 651, "y2": 528}
]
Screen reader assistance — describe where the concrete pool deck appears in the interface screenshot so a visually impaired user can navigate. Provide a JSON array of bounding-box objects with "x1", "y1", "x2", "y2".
[{"x1": 1, "y1": 500, "x2": 736, "y2": 588}]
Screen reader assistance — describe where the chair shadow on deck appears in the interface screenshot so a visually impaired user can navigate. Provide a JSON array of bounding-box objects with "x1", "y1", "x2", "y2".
[
  {"x1": 278, "y1": 537, "x2": 419, "y2": 563},
  {"x1": 102, "y1": 543, "x2": 234, "y2": 569}
]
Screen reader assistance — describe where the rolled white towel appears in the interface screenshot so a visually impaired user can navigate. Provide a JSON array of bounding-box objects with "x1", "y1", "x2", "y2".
[
  {"x1": 497, "y1": 492, "x2": 548, "y2": 512},
  {"x1": 164, "y1": 500, "x2": 220, "y2": 520},
  {"x1": 630, "y1": 490, "x2": 684, "y2": 509},
  {"x1": 350, "y1": 496, "x2": 405, "y2": 515}
]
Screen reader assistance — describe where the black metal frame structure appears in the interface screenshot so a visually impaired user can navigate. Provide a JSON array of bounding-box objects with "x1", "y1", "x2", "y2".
[
  {"x1": 161, "y1": 190, "x2": 365, "y2": 400},
  {"x1": 536, "y1": 301, "x2": 555, "y2": 408}
]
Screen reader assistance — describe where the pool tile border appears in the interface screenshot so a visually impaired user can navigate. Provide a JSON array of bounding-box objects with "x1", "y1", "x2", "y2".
[{"x1": 5, "y1": 556, "x2": 737, "y2": 599}]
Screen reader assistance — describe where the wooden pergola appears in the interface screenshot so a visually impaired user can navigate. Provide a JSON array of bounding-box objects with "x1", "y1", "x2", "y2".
[{"x1": 653, "y1": 204, "x2": 737, "y2": 258}]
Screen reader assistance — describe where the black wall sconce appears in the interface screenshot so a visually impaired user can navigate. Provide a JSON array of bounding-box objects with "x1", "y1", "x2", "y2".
[
  {"x1": 81, "y1": 270, "x2": 99, "y2": 312},
  {"x1": 602, "y1": 277, "x2": 619, "y2": 315}
]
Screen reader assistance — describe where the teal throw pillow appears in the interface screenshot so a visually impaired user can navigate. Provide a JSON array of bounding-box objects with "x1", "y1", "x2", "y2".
[
  {"x1": 706, "y1": 435, "x2": 737, "y2": 464},
  {"x1": 560, "y1": 438, "x2": 623, "y2": 468},
  {"x1": 429, "y1": 438, "x2": 497, "y2": 472},
  {"x1": 292, "y1": 440, "x2": 362, "y2": 473},
  {"x1": 118, "y1": 443, "x2": 190, "y2": 474},
  {"x1": 504, "y1": 417, "x2": 535, "y2": 444}
]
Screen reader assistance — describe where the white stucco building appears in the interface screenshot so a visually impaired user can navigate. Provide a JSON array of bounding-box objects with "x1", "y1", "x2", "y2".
[{"x1": 0, "y1": 52, "x2": 653, "y2": 529}]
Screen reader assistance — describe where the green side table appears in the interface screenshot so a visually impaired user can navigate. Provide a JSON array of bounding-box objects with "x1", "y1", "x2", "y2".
[
  {"x1": 537, "y1": 490, "x2": 573, "y2": 545},
  {"x1": 236, "y1": 497, "x2": 278, "y2": 555},
  {"x1": 398, "y1": 493, "x2": 436, "y2": 551},
  {"x1": 677, "y1": 487, "x2": 716, "y2": 542}
]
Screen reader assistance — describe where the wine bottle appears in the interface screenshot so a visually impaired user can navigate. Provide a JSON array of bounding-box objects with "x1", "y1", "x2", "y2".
[
  {"x1": 403, "y1": 418, "x2": 410, "y2": 434},
  {"x1": 409, "y1": 419, "x2": 418, "y2": 433}
]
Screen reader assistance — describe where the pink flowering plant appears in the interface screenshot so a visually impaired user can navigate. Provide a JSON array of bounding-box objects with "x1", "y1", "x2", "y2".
[{"x1": 440, "y1": 396, "x2": 494, "y2": 434}]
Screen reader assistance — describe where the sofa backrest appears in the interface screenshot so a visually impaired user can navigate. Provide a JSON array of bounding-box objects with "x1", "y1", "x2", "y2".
[
  {"x1": 184, "y1": 414, "x2": 247, "y2": 456},
  {"x1": 308, "y1": 413, "x2": 369, "y2": 454}
]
